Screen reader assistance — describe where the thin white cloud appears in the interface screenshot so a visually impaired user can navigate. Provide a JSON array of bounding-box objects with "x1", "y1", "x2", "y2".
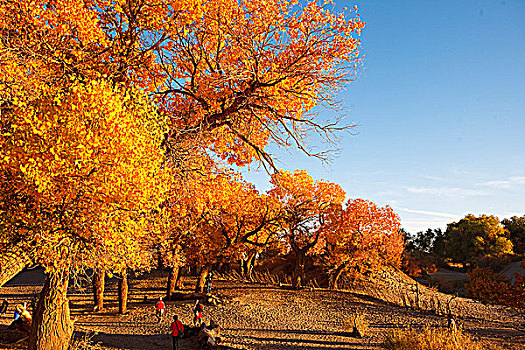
[
  {"x1": 405, "y1": 186, "x2": 489, "y2": 197},
  {"x1": 479, "y1": 176, "x2": 525, "y2": 189},
  {"x1": 396, "y1": 207, "x2": 462, "y2": 219}
]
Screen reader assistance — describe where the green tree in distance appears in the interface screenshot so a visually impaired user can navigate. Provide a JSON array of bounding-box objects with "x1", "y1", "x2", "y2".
[
  {"x1": 444, "y1": 214, "x2": 513, "y2": 266},
  {"x1": 501, "y1": 215, "x2": 525, "y2": 255}
]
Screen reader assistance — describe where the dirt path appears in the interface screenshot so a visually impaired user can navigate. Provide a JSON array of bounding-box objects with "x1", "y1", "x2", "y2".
[{"x1": 1, "y1": 269, "x2": 524, "y2": 350}]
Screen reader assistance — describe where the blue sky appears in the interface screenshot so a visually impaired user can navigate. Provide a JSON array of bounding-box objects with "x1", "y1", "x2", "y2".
[{"x1": 242, "y1": 0, "x2": 525, "y2": 234}]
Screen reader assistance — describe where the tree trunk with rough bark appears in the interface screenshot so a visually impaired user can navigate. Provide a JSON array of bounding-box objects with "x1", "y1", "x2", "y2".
[
  {"x1": 292, "y1": 251, "x2": 304, "y2": 289},
  {"x1": 166, "y1": 265, "x2": 180, "y2": 299},
  {"x1": 195, "y1": 264, "x2": 211, "y2": 293},
  {"x1": 328, "y1": 263, "x2": 347, "y2": 290},
  {"x1": 92, "y1": 269, "x2": 105, "y2": 312},
  {"x1": 175, "y1": 266, "x2": 183, "y2": 289},
  {"x1": 118, "y1": 269, "x2": 128, "y2": 314},
  {"x1": 239, "y1": 259, "x2": 245, "y2": 278},
  {"x1": 28, "y1": 269, "x2": 74, "y2": 350},
  {"x1": 245, "y1": 252, "x2": 256, "y2": 281}
]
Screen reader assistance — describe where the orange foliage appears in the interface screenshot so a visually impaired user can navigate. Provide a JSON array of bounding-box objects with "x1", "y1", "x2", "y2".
[
  {"x1": 1, "y1": 0, "x2": 366, "y2": 268},
  {"x1": 1, "y1": 0, "x2": 365, "y2": 166},
  {"x1": 1, "y1": 0, "x2": 366, "y2": 347},
  {"x1": 466, "y1": 264, "x2": 525, "y2": 308},
  {"x1": 269, "y1": 169, "x2": 346, "y2": 253},
  {"x1": 324, "y1": 199, "x2": 403, "y2": 288},
  {"x1": 159, "y1": 169, "x2": 281, "y2": 271},
  {"x1": 268, "y1": 169, "x2": 345, "y2": 287},
  {"x1": 151, "y1": 0, "x2": 366, "y2": 165}
]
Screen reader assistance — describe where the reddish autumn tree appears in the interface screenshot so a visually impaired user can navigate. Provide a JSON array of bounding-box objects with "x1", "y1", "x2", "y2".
[
  {"x1": 268, "y1": 169, "x2": 346, "y2": 289},
  {"x1": 178, "y1": 171, "x2": 281, "y2": 292},
  {"x1": 323, "y1": 199, "x2": 403, "y2": 289},
  {"x1": 156, "y1": 0, "x2": 365, "y2": 167},
  {"x1": 466, "y1": 261, "x2": 525, "y2": 309}
]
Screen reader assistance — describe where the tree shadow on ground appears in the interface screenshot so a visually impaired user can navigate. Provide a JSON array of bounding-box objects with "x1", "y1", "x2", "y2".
[
  {"x1": 84, "y1": 331, "x2": 243, "y2": 350},
  {"x1": 240, "y1": 335, "x2": 369, "y2": 350},
  {"x1": 87, "y1": 332, "x2": 170, "y2": 350},
  {"x1": 0, "y1": 325, "x2": 27, "y2": 350},
  {"x1": 224, "y1": 328, "x2": 356, "y2": 337},
  {"x1": 0, "y1": 292, "x2": 36, "y2": 300},
  {"x1": 3, "y1": 268, "x2": 45, "y2": 287}
]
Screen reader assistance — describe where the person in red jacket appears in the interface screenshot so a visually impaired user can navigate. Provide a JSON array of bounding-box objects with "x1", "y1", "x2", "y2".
[
  {"x1": 169, "y1": 315, "x2": 184, "y2": 350},
  {"x1": 193, "y1": 299, "x2": 203, "y2": 326},
  {"x1": 155, "y1": 297, "x2": 165, "y2": 323}
]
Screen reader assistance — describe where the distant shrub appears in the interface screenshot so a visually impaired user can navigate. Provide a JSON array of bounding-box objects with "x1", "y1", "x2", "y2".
[
  {"x1": 474, "y1": 254, "x2": 515, "y2": 273},
  {"x1": 381, "y1": 327, "x2": 485, "y2": 350},
  {"x1": 402, "y1": 250, "x2": 438, "y2": 277},
  {"x1": 466, "y1": 267, "x2": 512, "y2": 304},
  {"x1": 466, "y1": 266, "x2": 524, "y2": 308}
]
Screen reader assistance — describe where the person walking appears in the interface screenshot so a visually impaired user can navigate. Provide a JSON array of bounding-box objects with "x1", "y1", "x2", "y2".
[
  {"x1": 205, "y1": 272, "x2": 213, "y2": 294},
  {"x1": 169, "y1": 315, "x2": 184, "y2": 350},
  {"x1": 193, "y1": 299, "x2": 203, "y2": 326},
  {"x1": 155, "y1": 297, "x2": 165, "y2": 323},
  {"x1": 447, "y1": 313, "x2": 457, "y2": 331}
]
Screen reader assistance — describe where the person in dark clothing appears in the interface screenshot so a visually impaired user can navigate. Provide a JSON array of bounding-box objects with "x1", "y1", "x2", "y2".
[
  {"x1": 447, "y1": 313, "x2": 457, "y2": 330},
  {"x1": 169, "y1": 315, "x2": 184, "y2": 350},
  {"x1": 205, "y1": 272, "x2": 213, "y2": 294},
  {"x1": 0, "y1": 299, "x2": 8, "y2": 315}
]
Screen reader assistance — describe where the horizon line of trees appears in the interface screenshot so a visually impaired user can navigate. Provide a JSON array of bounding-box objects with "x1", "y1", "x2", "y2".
[
  {"x1": 403, "y1": 213, "x2": 525, "y2": 309},
  {"x1": 404, "y1": 213, "x2": 525, "y2": 266}
]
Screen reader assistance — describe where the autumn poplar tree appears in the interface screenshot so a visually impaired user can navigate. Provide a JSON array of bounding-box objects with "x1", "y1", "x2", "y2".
[
  {"x1": 156, "y1": 0, "x2": 365, "y2": 166},
  {"x1": 269, "y1": 170, "x2": 346, "y2": 289},
  {"x1": 444, "y1": 214, "x2": 513, "y2": 266},
  {"x1": 323, "y1": 199, "x2": 403, "y2": 289},
  {"x1": 178, "y1": 171, "x2": 281, "y2": 292},
  {"x1": 0, "y1": 79, "x2": 168, "y2": 349}
]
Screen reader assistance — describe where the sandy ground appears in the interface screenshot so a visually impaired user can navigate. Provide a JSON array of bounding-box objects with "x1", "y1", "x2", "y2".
[{"x1": 1, "y1": 269, "x2": 525, "y2": 350}]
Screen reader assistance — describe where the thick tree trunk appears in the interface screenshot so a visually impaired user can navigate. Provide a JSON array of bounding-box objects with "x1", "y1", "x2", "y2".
[
  {"x1": 92, "y1": 269, "x2": 105, "y2": 312},
  {"x1": 245, "y1": 252, "x2": 256, "y2": 281},
  {"x1": 28, "y1": 269, "x2": 74, "y2": 350},
  {"x1": 175, "y1": 266, "x2": 183, "y2": 289},
  {"x1": 195, "y1": 264, "x2": 211, "y2": 293},
  {"x1": 118, "y1": 269, "x2": 128, "y2": 314},
  {"x1": 240, "y1": 253, "x2": 256, "y2": 280},
  {"x1": 0, "y1": 243, "x2": 29, "y2": 287},
  {"x1": 292, "y1": 251, "x2": 304, "y2": 289},
  {"x1": 166, "y1": 265, "x2": 180, "y2": 299},
  {"x1": 239, "y1": 259, "x2": 246, "y2": 278},
  {"x1": 328, "y1": 263, "x2": 347, "y2": 290}
]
